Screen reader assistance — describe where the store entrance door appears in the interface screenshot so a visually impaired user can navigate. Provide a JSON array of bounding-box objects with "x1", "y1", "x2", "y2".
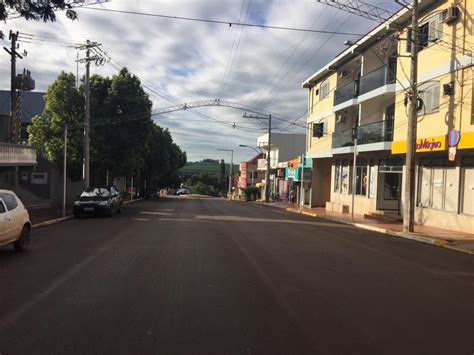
[{"x1": 377, "y1": 158, "x2": 403, "y2": 212}]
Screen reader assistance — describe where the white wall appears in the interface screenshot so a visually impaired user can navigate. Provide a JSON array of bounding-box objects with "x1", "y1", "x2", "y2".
[{"x1": 257, "y1": 133, "x2": 306, "y2": 164}]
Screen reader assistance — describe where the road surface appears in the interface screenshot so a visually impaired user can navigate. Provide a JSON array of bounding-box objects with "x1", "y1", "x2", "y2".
[{"x1": 0, "y1": 197, "x2": 473, "y2": 354}]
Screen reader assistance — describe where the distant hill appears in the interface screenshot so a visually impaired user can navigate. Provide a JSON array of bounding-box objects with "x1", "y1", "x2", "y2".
[{"x1": 179, "y1": 161, "x2": 239, "y2": 177}]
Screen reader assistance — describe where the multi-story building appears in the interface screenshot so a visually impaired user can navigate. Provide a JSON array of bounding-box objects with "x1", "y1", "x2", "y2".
[
  {"x1": 256, "y1": 133, "x2": 306, "y2": 199},
  {"x1": 303, "y1": 0, "x2": 473, "y2": 233}
]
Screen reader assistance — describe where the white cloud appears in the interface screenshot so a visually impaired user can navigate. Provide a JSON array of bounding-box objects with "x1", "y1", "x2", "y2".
[{"x1": 0, "y1": 0, "x2": 396, "y2": 162}]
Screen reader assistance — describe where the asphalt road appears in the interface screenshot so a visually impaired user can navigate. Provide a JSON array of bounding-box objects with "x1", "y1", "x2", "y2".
[{"x1": 0, "y1": 197, "x2": 473, "y2": 355}]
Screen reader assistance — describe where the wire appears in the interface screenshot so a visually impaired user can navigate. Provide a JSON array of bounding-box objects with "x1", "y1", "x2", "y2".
[{"x1": 78, "y1": 7, "x2": 367, "y2": 36}]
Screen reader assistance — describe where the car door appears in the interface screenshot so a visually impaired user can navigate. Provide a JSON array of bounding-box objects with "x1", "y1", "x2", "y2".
[
  {"x1": 1, "y1": 193, "x2": 22, "y2": 239},
  {"x1": 0, "y1": 198, "x2": 13, "y2": 244}
]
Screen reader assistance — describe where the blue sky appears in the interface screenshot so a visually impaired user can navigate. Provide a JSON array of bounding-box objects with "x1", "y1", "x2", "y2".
[{"x1": 0, "y1": 0, "x2": 400, "y2": 163}]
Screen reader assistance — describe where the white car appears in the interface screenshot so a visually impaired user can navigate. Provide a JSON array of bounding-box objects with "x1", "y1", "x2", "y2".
[{"x1": 0, "y1": 190, "x2": 31, "y2": 251}]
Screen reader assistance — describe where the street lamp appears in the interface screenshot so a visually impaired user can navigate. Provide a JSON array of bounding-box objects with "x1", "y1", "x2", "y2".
[{"x1": 217, "y1": 148, "x2": 234, "y2": 195}]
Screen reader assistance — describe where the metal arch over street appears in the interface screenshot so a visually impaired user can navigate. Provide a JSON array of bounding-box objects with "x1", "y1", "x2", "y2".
[{"x1": 151, "y1": 99, "x2": 301, "y2": 127}]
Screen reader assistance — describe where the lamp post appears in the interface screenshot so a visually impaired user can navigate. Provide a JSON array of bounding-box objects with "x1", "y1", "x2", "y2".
[{"x1": 217, "y1": 148, "x2": 234, "y2": 195}]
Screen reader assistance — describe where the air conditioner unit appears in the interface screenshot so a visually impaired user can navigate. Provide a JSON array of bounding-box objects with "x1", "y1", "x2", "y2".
[
  {"x1": 336, "y1": 114, "x2": 345, "y2": 124},
  {"x1": 442, "y1": 6, "x2": 459, "y2": 24},
  {"x1": 339, "y1": 70, "x2": 352, "y2": 79}
]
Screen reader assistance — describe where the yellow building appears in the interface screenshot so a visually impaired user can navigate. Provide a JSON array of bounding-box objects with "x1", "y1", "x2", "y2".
[{"x1": 303, "y1": 0, "x2": 473, "y2": 233}]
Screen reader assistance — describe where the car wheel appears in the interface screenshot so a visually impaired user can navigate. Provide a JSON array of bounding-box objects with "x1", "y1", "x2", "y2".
[
  {"x1": 107, "y1": 207, "x2": 113, "y2": 217},
  {"x1": 73, "y1": 211, "x2": 80, "y2": 218},
  {"x1": 117, "y1": 206, "x2": 122, "y2": 214},
  {"x1": 13, "y1": 226, "x2": 30, "y2": 252}
]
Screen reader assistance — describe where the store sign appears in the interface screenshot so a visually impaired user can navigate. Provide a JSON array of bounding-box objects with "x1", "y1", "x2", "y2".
[
  {"x1": 392, "y1": 135, "x2": 446, "y2": 154},
  {"x1": 276, "y1": 169, "x2": 285, "y2": 178},
  {"x1": 287, "y1": 168, "x2": 296, "y2": 179}
]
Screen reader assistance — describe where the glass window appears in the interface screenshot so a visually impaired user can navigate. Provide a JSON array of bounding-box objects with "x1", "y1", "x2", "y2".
[
  {"x1": 0, "y1": 193, "x2": 18, "y2": 211},
  {"x1": 0, "y1": 200, "x2": 6, "y2": 214},
  {"x1": 341, "y1": 160, "x2": 349, "y2": 194},
  {"x1": 334, "y1": 161, "x2": 340, "y2": 193},
  {"x1": 384, "y1": 174, "x2": 401, "y2": 200},
  {"x1": 418, "y1": 81, "x2": 440, "y2": 115},
  {"x1": 417, "y1": 158, "x2": 458, "y2": 211},
  {"x1": 461, "y1": 155, "x2": 474, "y2": 215},
  {"x1": 320, "y1": 80, "x2": 330, "y2": 100},
  {"x1": 368, "y1": 161, "x2": 375, "y2": 199},
  {"x1": 355, "y1": 159, "x2": 368, "y2": 196}
]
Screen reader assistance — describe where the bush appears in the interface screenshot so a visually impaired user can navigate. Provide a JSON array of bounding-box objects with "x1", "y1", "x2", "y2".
[{"x1": 244, "y1": 186, "x2": 259, "y2": 201}]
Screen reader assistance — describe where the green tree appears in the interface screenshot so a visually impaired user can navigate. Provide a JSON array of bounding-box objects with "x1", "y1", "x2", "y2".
[
  {"x1": 0, "y1": 0, "x2": 79, "y2": 22},
  {"x1": 27, "y1": 71, "x2": 84, "y2": 180},
  {"x1": 220, "y1": 159, "x2": 226, "y2": 188}
]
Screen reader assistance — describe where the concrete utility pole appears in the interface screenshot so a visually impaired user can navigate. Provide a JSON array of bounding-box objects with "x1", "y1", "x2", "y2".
[
  {"x1": 3, "y1": 30, "x2": 23, "y2": 144},
  {"x1": 243, "y1": 113, "x2": 272, "y2": 202},
  {"x1": 76, "y1": 40, "x2": 102, "y2": 188},
  {"x1": 403, "y1": 0, "x2": 419, "y2": 233},
  {"x1": 63, "y1": 123, "x2": 68, "y2": 218},
  {"x1": 84, "y1": 42, "x2": 91, "y2": 188}
]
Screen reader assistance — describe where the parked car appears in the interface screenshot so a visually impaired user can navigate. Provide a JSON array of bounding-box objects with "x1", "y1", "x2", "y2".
[
  {"x1": 0, "y1": 190, "x2": 31, "y2": 251},
  {"x1": 145, "y1": 187, "x2": 160, "y2": 199},
  {"x1": 176, "y1": 188, "x2": 190, "y2": 196},
  {"x1": 73, "y1": 186, "x2": 122, "y2": 217}
]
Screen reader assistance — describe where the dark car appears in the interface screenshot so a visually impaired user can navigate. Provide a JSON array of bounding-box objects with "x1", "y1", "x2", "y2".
[
  {"x1": 145, "y1": 187, "x2": 160, "y2": 199},
  {"x1": 73, "y1": 186, "x2": 123, "y2": 217}
]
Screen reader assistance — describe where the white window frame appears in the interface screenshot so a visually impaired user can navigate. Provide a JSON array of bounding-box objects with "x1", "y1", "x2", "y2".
[
  {"x1": 319, "y1": 80, "x2": 330, "y2": 100},
  {"x1": 418, "y1": 81, "x2": 440, "y2": 115}
]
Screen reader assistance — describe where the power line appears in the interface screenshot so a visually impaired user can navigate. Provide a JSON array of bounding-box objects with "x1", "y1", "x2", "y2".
[{"x1": 78, "y1": 6, "x2": 367, "y2": 36}]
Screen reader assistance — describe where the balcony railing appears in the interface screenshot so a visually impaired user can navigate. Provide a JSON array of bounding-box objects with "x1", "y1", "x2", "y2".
[
  {"x1": 332, "y1": 120, "x2": 394, "y2": 149},
  {"x1": 0, "y1": 143, "x2": 37, "y2": 166},
  {"x1": 334, "y1": 80, "x2": 359, "y2": 106},
  {"x1": 359, "y1": 63, "x2": 396, "y2": 95}
]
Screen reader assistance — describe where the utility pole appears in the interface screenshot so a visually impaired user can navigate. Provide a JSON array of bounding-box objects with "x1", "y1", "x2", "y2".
[
  {"x1": 404, "y1": 0, "x2": 419, "y2": 233},
  {"x1": 3, "y1": 31, "x2": 23, "y2": 144},
  {"x1": 76, "y1": 40, "x2": 103, "y2": 188},
  {"x1": 243, "y1": 113, "x2": 272, "y2": 202},
  {"x1": 351, "y1": 127, "x2": 358, "y2": 222},
  {"x1": 63, "y1": 123, "x2": 68, "y2": 218}
]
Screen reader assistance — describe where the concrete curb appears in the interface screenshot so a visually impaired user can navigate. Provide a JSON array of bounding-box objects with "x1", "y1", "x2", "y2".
[
  {"x1": 32, "y1": 198, "x2": 144, "y2": 229},
  {"x1": 279, "y1": 205, "x2": 473, "y2": 255},
  {"x1": 123, "y1": 198, "x2": 144, "y2": 205},
  {"x1": 32, "y1": 215, "x2": 74, "y2": 229}
]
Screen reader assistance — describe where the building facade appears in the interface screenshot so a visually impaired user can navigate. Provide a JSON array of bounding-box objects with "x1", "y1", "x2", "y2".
[{"x1": 303, "y1": 0, "x2": 473, "y2": 233}]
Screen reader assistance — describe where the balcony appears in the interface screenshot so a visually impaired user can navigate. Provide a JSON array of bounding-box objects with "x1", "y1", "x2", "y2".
[
  {"x1": 332, "y1": 120, "x2": 394, "y2": 150},
  {"x1": 0, "y1": 143, "x2": 37, "y2": 166},
  {"x1": 334, "y1": 80, "x2": 359, "y2": 106},
  {"x1": 359, "y1": 63, "x2": 396, "y2": 97}
]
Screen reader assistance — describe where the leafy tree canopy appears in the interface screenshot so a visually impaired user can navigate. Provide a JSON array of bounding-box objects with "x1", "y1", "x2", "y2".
[{"x1": 0, "y1": 0, "x2": 79, "y2": 22}]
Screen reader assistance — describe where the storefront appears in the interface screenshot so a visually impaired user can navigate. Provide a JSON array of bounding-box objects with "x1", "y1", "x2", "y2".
[{"x1": 391, "y1": 132, "x2": 474, "y2": 233}]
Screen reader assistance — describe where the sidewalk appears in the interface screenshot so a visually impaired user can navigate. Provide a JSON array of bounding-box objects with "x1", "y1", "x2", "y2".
[{"x1": 260, "y1": 201, "x2": 474, "y2": 255}]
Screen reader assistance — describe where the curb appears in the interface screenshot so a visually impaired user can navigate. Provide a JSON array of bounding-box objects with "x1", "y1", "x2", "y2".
[
  {"x1": 123, "y1": 198, "x2": 144, "y2": 205},
  {"x1": 32, "y1": 215, "x2": 73, "y2": 229},
  {"x1": 32, "y1": 199, "x2": 144, "y2": 229},
  {"x1": 285, "y1": 208, "x2": 319, "y2": 218},
  {"x1": 279, "y1": 206, "x2": 472, "y2": 255}
]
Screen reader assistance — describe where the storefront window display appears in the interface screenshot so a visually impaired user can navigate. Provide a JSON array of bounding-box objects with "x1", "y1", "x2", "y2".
[
  {"x1": 341, "y1": 160, "x2": 349, "y2": 194},
  {"x1": 355, "y1": 158, "x2": 368, "y2": 196},
  {"x1": 334, "y1": 160, "x2": 340, "y2": 192},
  {"x1": 417, "y1": 156, "x2": 457, "y2": 212}
]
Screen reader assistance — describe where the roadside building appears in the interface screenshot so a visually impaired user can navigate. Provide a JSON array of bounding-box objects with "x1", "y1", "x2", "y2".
[
  {"x1": 256, "y1": 133, "x2": 305, "y2": 200},
  {"x1": 303, "y1": 0, "x2": 473, "y2": 233},
  {"x1": 238, "y1": 153, "x2": 264, "y2": 195}
]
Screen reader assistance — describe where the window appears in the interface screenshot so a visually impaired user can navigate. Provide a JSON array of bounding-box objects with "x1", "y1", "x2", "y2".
[
  {"x1": 418, "y1": 81, "x2": 440, "y2": 114},
  {"x1": 341, "y1": 160, "x2": 349, "y2": 194},
  {"x1": 417, "y1": 157, "x2": 457, "y2": 211},
  {"x1": 334, "y1": 160, "x2": 340, "y2": 192},
  {"x1": 406, "y1": 13, "x2": 443, "y2": 52},
  {"x1": 319, "y1": 80, "x2": 330, "y2": 100},
  {"x1": 0, "y1": 200, "x2": 5, "y2": 214},
  {"x1": 355, "y1": 159, "x2": 368, "y2": 196},
  {"x1": 0, "y1": 193, "x2": 18, "y2": 211},
  {"x1": 461, "y1": 155, "x2": 474, "y2": 215}
]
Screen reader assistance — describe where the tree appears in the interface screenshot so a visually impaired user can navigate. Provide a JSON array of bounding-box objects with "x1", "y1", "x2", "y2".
[
  {"x1": 27, "y1": 71, "x2": 84, "y2": 180},
  {"x1": 220, "y1": 159, "x2": 226, "y2": 187},
  {"x1": 0, "y1": 0, "x2": 80, "y2": 22}
]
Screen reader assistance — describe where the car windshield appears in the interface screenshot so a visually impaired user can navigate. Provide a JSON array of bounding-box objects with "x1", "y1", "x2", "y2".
[{"x1": 79, "y1": 187, "x2": 110, "y2": 201}]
